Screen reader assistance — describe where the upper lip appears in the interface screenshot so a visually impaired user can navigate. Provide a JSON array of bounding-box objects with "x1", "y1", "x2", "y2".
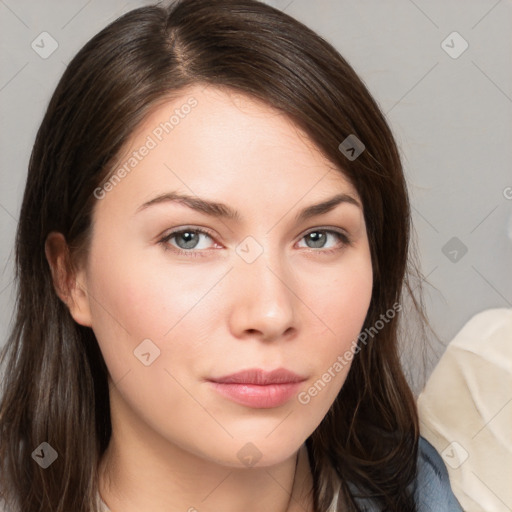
[{"x1": 208, "y1": 368, "x2": 307, "y2": 385}]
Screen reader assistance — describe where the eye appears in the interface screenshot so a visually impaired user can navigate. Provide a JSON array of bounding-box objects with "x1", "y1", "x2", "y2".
[
  {"x1": 297, "y1": 228, "x2": 351, "y2": 252},
  {"x1": 158, "y1": 226, "x2": 352, "y2": 258},
  {"x1": 159, "y1": 227, "x2": 218, "y2": 256}
]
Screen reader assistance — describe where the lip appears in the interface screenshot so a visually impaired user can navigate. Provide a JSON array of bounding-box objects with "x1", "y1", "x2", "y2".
[{"x1": 207, "y1": 368, "x2": 307, "y2": 409}]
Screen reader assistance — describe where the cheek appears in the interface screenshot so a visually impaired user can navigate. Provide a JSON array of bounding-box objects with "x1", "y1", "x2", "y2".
[
  {"x1": 296, "y1": 252, "x2": 373, "y2": 406},
  {"x1": 84, "y1": 242, "x2": 226, "y2": 377},
  {"x1": 309, "y1": 250, "x2": 373, "y2": 342}
]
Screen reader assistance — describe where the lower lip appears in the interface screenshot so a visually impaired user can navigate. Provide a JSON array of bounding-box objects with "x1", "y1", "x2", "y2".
[{"x1": 208, "y1": 381, "x2": 303, "y2": 408}]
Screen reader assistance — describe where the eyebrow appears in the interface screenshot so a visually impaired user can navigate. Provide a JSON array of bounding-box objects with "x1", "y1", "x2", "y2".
[{"x1": 136, "y1": 191, "x2": 361, "y2": 222}]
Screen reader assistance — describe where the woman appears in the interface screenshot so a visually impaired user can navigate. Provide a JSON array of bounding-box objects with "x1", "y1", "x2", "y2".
[{"x1": 0, "y1": 1, "x2": 463, "y2": 511}]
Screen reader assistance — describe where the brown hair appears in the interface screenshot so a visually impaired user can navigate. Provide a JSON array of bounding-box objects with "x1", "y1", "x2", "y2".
[{"x1": 0, "y1": 1, "x2": 420, "y2": 510}]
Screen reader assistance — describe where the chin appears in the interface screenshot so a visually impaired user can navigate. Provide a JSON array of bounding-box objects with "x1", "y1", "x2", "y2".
[{"x1": 196, "y1": 431, "x2": 308, "y2": 470}]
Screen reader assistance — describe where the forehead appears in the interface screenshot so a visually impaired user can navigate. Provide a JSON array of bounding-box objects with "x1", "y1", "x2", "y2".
[{"x1": 96, "y1": 84, "x2": 359, "y2": 216}]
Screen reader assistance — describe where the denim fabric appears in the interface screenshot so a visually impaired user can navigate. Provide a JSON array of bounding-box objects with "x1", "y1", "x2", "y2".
[
  {"x1": 342, "y1": 436, "x2": 464, "y2": 512},
  {"x1": 413, "y1": 436, "x2": 464, "y2": 512}
]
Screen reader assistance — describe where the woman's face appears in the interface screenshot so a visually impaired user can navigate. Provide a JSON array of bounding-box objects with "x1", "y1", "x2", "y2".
[{"x1": 74, "y1": 84, "x2": 373, "y2": 468}]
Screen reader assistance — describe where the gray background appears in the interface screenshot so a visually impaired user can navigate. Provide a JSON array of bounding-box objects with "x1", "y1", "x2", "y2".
[{"x1": 0, "y1": 0, "x2": 511, "y2": 392}]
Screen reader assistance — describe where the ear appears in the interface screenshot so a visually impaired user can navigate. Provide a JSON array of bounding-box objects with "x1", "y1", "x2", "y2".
[{"x1": 45, "y1": 231, "x2": 92, "y2": 327}]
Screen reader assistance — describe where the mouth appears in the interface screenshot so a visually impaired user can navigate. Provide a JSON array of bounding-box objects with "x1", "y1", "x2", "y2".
[{"x1": 206, "y1": 368, "x2": 307, "y2": 409}]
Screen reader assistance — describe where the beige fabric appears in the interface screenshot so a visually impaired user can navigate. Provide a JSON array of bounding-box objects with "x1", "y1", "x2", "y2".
[{"x1": 417, "y1": 308, "x2": 512, "y2": 512}]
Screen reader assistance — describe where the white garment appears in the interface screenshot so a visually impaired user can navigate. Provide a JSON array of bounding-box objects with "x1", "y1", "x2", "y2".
[
  {"x1": 417, "y1": 308, "x2": 512, "y2": 512},
  {"x1": 98, "y1": 495, "x2": 110, "y2": 512}
]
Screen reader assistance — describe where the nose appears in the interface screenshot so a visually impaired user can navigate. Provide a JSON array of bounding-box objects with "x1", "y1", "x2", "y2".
[{"x1": 228, "y1": 246, "x2": 298, "y2": 342}]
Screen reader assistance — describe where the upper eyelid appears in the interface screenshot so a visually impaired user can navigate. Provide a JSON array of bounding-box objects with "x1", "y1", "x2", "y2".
[
  {"x1": 302, "y1": 226, "x2": 348, "y2": 236},
  {"x1": 162, "y1": 227, "x2": 216, "y2": 244}
]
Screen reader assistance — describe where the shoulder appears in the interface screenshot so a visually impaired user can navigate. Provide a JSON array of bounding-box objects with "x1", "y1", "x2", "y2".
[{"x1": 413, "y1": 436, "x2": 464, "y2": 512}]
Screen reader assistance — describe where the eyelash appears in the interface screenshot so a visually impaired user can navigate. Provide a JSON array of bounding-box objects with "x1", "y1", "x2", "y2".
[{"x1": 158, "y1": 226, "x2": 352, "y2": 258}]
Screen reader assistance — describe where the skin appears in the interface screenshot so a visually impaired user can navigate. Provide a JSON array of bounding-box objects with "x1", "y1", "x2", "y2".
[{"x1": 46, "y1": 84, "x2": 373, "y2": 512}]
